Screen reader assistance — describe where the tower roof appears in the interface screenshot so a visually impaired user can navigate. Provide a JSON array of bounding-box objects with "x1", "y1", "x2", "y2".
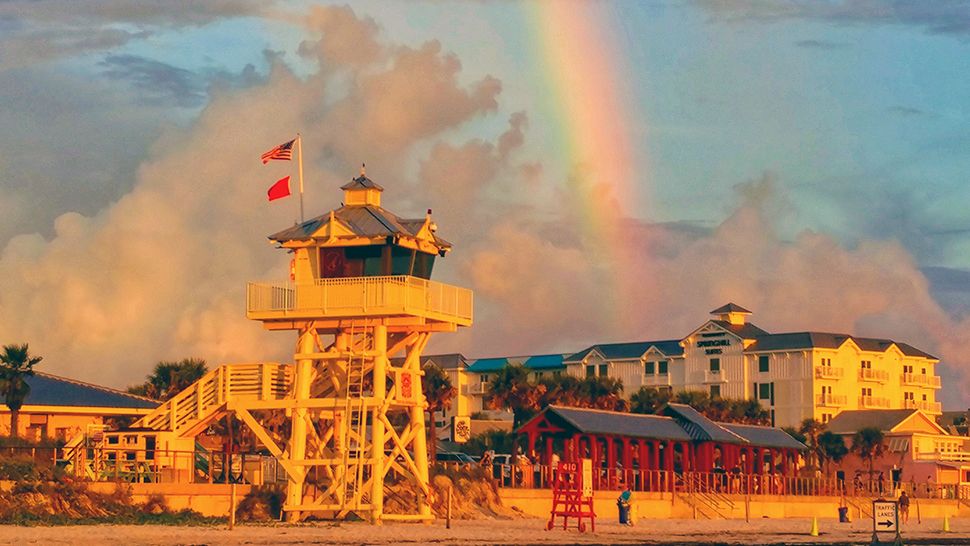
[
  {"x1": 710, "y1": 303, "x2": 752, "y2": 315},
  {"x1": 340, "y1": 173, "x2": 383, "y2": 191}
]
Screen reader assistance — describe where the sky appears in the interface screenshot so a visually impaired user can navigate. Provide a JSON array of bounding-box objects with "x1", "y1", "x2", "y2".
[{"x1": 1, "y1": 1, "x2": 970, "y2": 406}]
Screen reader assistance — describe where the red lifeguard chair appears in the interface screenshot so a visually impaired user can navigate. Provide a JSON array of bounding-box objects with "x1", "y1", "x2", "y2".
[{"x1": 547, "y1": 459, "x2": 596, "y2": 532}]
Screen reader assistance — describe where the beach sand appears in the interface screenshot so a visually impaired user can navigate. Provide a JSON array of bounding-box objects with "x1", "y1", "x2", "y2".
[{"x1": 3, "y1": 516, "x2": 969, "y2": 545}]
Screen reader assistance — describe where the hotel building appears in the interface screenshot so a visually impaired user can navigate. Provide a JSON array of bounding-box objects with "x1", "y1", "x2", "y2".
[{"x1": 458, "y1": 303, "x2": 943, "y2": 428}]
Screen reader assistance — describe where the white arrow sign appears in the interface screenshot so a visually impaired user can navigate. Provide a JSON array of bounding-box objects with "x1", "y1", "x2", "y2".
[{"x1": 872, "y1": 500, "x2": 898, "y2": 533}]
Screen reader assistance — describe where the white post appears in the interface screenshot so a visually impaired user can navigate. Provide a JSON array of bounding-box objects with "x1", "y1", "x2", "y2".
[{"x1": 297, "y1": 133, "x2": 305, "y2": 223}]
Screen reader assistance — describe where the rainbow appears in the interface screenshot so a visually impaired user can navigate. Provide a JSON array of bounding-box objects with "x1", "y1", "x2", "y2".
[{"x1": 526, "y1": 3, "x2": 649, "y2": 327}]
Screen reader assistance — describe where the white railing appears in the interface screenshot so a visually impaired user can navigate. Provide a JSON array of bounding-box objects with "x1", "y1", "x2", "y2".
[
  {"x1": 247, "y1": 275, "x2": 473, "y2": 325},
  {"x1": 859, "y1": 368, "x2": 890, "y2": 382},
  {"x1": 902, "y1": 373, "x2": 942, "y2": 388},
  {"x1": 703, "y1": 370, "x2": 726, "y2": 383},
  {"x1": 815, "y1": 394, "x2": 847, "y2": 407},
  {"x1": 903, "y1": 399, "x2": 943, "y2": 413},
  {"x1": 463, "y1": 383, "x2": 489, "y2": 395},
  {"x1": 814, "y1": 366, "x2": 844, "y2": 379},
  {"x1": 859, "y1": 395, "x2": 890, "y2": 408},
  {"x1": 917, "y1": 451, "x2": 970, "y2": 462}
]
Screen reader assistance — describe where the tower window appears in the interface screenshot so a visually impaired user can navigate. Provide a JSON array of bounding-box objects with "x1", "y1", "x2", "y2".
[
  {"x1": 758, "y1": 355, "x2": 769, "y2": 373},
  {"x1": 710, "y1": 358, "x2": 720, "y2": 373}
]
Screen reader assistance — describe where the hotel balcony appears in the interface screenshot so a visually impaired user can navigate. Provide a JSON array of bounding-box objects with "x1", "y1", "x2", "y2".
[
  {"x1": 703, "y1": 370, "x2": 727, "y2": 384},
  {"x1": 858, "y1": 368, "x2": 890, "y2": 383},
  {"x1": 246, "y1": 275, "x2": 473, "y2": 326},
  {"x1": 902, "y1": 373, "x2": 942, "y2": 389},
  {"x1": 463, "y1": 383, "x2": 489, "y2": 396},
  {"x1": 903, "y1": 399, "x2": 943, "y2": 414},
  {"x1": 643, "y1": 373, "x2": 673, "y2": 387},
  {"x1": 815, "y1": 394, "x2": 848, "y2": 408},
  {"x1": 859, "y1": 395, "x2": 891, "y2": 409},
  {"x1": 814, "y1": 366, "x2": 844, "y2": 380}
]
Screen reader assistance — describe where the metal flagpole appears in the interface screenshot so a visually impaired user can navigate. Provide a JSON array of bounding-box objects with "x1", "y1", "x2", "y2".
[{"x1": 297, "y1": 133, "x2": 305, "y2": 223}]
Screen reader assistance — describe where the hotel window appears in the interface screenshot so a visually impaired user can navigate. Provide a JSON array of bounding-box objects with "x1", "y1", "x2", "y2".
[
  {"x1": 710, "y1": 385, "x2": 721, "y2": 398},
  {"x1": 821, "y1": 358, "x2": 832, "y2": 367},
  {"x1": 922, "y1": 393, "x2": 928, "y2": 401},
  {"x1": 861, "y1": 360, "x2": 872, "y2": 369},
  {"x1": 710, "y1": 358, "x2": 720, "y2": 373},
  {"x1": 598, "y1": 364, "x2": 608, "y2": 377},
  {"x1": 758, "y1": 355, "x2": 770, "y2": 373},
  {"x1": 759, "y1": 383, "x2": 771, "y2": 400},
  {"x1": 904, "y1": 392, "x2": 914, "y2": 401},
  {"x1": 861, "y1": 387, "x2": 872, "y2": 397},
  {"x1": 903, "y1": 365, "x2": 913, "y2": 374},
  {"x1": 922, "y1": 367, "x2": 927, "y2": 375},
  {"x1": 658, "y1": 360, "x2": 669, "y2": 375},
  {"x1": 822, "y1": 413, "x2": 832, "y2": 423},
  {"x1": 645, "y1": 361, "x2": 655, "y2": 375},
  {"x1": 585, "y1": 365, "x2": 596, "y2": 378}
]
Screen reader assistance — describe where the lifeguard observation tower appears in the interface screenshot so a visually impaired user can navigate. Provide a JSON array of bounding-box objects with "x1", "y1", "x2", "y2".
[
  {"x1": 80, "y1": 169, "x2": 472, "y2": 524},
  {"x1": 245, "y1": 168, "x2": 473, "y2": 522}
]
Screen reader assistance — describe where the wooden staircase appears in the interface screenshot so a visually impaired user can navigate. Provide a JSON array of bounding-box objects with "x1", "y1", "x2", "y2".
[{"x1": 134, "y1": 362, "x2": 293, "y2": 436}]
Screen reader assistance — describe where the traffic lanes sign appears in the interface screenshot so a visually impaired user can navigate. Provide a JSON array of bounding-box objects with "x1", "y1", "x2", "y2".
[{"x1": 873, "y1": 500, "x2": 898, "y2": 534}]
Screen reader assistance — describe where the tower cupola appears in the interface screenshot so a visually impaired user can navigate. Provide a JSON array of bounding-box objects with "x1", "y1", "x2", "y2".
[
  {"x1": 340, "y1": 164, "x2": 383, "y2": 206},
  {"x1": 710, "y1": 303, "x2": 752, "y2": 326}
]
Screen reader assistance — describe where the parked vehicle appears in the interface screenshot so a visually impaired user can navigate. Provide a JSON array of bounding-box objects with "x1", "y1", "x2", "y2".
[{"x1": 436, "y1": 451, "x2": 476, "y2": 464}]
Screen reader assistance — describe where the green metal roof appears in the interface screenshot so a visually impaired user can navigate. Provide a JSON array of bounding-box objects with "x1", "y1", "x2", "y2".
[
  {"x1": 466, "y1": 357, "x2": 510, "y2": 373},
  {"x1": 523, "y1": 354, "x2": 565, "y2": 370}
]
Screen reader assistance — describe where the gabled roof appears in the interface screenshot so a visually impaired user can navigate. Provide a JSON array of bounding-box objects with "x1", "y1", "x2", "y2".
[
  {"x1": 708, "y1": 320, "x2": 769, "y2": 340},
  {"x1": 662, "y1": 403, "x2": 746, "y2": 444},
  {"x1": 466, "y1": 357, "x2": 510, "y2": 373},
  {"x1": 268, "y1": 204, "x2": 452, "y2": 250},
  {"x1": 744, "y1": 332, "x2": 938, "y2": 360},
  {"x1": 710, "y1": 303, "x2": 752, "y2": 314},
  {"x1": 825, "y1": 409, "x2": 920, "y2": 435},
  {"x1": 564, "y1": 339, "x2": 685, "y2": 364},
  {"x1": 523, "y1": 354, "x2": 566, "y2": 370},
  {"x1": 23, "y1": 372, "x2": 159, "y2": 410},
  {"x1": 647, "y1": 340, "x2": 685, "y2": 357},
  {"x1": 517, "y1": 405, "x2": 807, "y2": 450},
  {"x1": 721, "y1": 423, "x2": 808, "y2": 450},
  {"x1": 528, "y1": 405, "x2": 691, "y2": 441}
]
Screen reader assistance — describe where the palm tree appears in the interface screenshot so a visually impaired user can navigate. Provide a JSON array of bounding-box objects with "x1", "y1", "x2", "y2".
[
  {"x1": 422, "y1": 362, "x2": 456, "y2": 462},
  {"x1": 817, "y1": 431, "x2": 848, "y2": 476},
  {"x1": 630, "y1": 387, "x2": 672, "y2": 414},
  {"x1": 580, "y1": 376, "x2": 627, "y2": 411},
  {"x1": 128, "y1": 358, "x2": 208, "y2": 401},
  {"x1": 487, "y1": 364, "x2": 546, "y2": 429},
  {"x1": 0, "y1": 344, "x2": 43, "y2": 439},
  {"x1": 798, "y1": 418, "x2": 824, "y2": 470},
  {"x1": 851, "y1": 426, "x2": 886, "y2": 483}
]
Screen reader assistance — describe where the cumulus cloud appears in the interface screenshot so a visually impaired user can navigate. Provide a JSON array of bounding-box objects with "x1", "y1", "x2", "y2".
[{"x1": 2, "y1": 4, "x2": 969, "y2": 410}]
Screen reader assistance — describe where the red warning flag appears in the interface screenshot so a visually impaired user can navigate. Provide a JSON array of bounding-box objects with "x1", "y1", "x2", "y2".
[{"x1": 267, "y1": 176, "x2": 291, "y2": 201}]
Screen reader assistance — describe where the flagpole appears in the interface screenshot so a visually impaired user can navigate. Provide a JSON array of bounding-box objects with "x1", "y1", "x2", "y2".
[{"x1": 297, "y1": 133, "x2": 305, "y2": 223}]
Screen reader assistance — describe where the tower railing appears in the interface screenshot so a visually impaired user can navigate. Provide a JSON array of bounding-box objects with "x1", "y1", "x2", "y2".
[{"x1": 246, "y1": 275, "x2": 473, "y2": 325}]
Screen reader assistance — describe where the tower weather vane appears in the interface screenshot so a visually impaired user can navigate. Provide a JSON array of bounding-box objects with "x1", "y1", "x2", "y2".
[{"x1": 260, "y1": 134, "x2": 307, "y2": 222}]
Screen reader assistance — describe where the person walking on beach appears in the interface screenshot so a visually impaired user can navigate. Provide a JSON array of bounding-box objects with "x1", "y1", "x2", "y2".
[{"x1": 898, "y1": 491, "x2": 910, "y2": 524}]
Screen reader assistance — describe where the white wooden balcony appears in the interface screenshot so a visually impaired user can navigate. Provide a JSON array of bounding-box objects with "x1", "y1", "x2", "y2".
[
  {"x1": 903, "y1": 399, "x2": 943, "y2": 414},
  {"x1": 815, "y1": 394, "x2": 847, "y2": 407},
  {"x1": 814, "y1": 366, "x2": 844, "y2": 380},
  {"x1": 859, "y1": 395, "x2": 891, "y2": 408},
  {"x1": 902, "y1": 373, "x2": 942, "y2": 389},
  {"x1": 859, "y1": 368, "x2": 890, "y2": 383},
  {"x1": 246, "y1": 275, "x2": 473, "y2": 326},
  {"x1": 463, "y1": 383, "x2": 489, "y2": 395}
]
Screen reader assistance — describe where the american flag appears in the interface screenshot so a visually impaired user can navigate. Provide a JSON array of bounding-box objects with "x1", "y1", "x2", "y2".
[{"x1": 261, "y1": 138, "x2": 295, "y2": 164}]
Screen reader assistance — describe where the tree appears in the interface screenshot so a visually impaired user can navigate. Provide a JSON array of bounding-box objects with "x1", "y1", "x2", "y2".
[
  {"x1": 798, "y1": 418, "x2": 824, "y2": 470},
  {"x1": 851, "y1": 426, "x2": 886, "y2": 480},
  {"x1": 487, "y1": 364, "x2": 546, "y2": 429},
  {"x1": 579, "y1": 376, "x2": 627, "y2": 411},
  {"x1": 0, "y1": 344, "x2": 43, "y2": 439},
  {"x1": 538, "y1": 375, "x2": 583, "y2": 408},
  {"x1": 782, "y1": 426, "x2": 806, "y2": 445},
  {"x1": 630, "y1": 387, "x2": 672, "y2": 414},
  {"x1": 422, "y1": 362, "x2": 457, "y2": 462},
  {"x1": 128, "y1": 358, "x2": 208, "y2": 401},
  {"x1": 817, "y1": 431, "x2": 848, "y2": 476}
]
